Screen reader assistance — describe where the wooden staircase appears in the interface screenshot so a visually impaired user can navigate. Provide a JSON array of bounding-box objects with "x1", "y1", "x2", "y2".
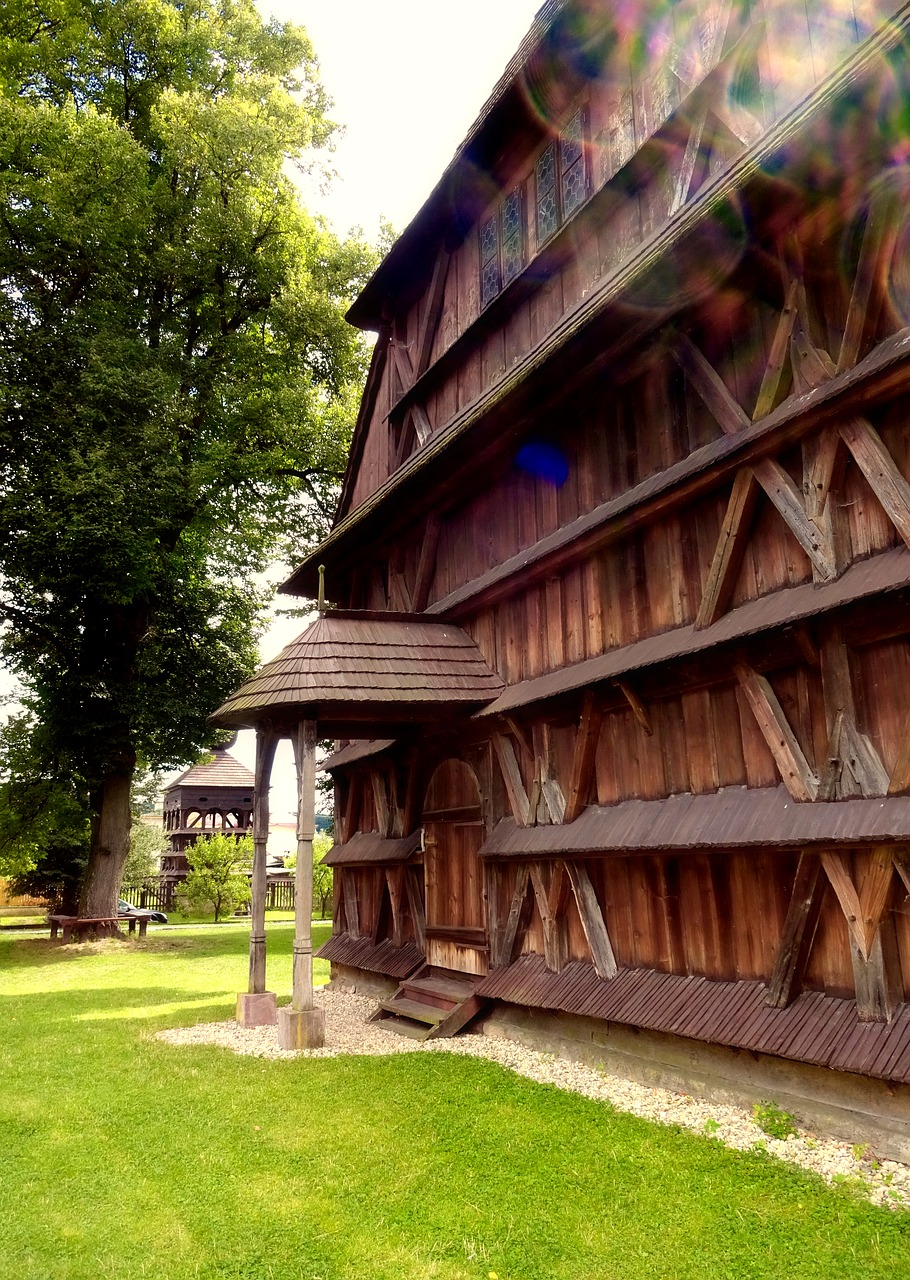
[{"x1": 369, "y1": 966, "x2": 488, "y2": 1041}]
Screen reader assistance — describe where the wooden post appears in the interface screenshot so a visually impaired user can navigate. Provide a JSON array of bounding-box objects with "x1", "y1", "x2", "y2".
[
  {"x1": 278, "y1": 718, "x2": 325, "y2": 1049},
  {"x1": 250, "y1": 725, "x2": 277, "y2": 993},
  {"x1": 237, "y1": 725, "x2": 278, "y2": 1028}
]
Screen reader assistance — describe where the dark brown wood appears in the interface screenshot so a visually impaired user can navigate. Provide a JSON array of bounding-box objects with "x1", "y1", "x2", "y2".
[
  {"x1": 386, "y1": 866, "x2": 407, "y2": 947},
  {"x1": 672, "y1": 332, "x2": 751, "y2": 435},
  {"x1": 415, "y1": 250, "x2": 451, "y2": 378},
  {"x1": 734, "y1": 663, "x2": 819, "y2": 801},
  {"x1": 615, "y1": 680, "x2": 652, "y2": 735},
  {"x1": 566, "y1": 861, "x2": 617, "y2": 979},
  {"x1": 819, "y1": 627, "x2": 889, "y2": 798},
  {"x1": 494, "y1": 733, "x2": 531, "y2": 826},
  {"x1": 411, "y1": 514, "x2": 441, "y2": 612},
  {"x1": 888, "y1": 717, "x2": 910, "y2": 796},
  {"x1": 837, "y1": 189, "x2": 901, "y2": 375},
  {"x1": 753, "y1": 281, "x2": 799, "y2": 420},
  {"x1": 564, "y1": 691, "x2": 602, "y2": 823},
  {"x1": 530, "y1": 862, "x2": 566, "y2": 972},
  {"x1": 371, "y1": 770, "x2": 392, "y2": 838},
  {"x1": 766, "y1": 854, "x2": 825, "y2": 1008},
  {"x1": 342, "y1": 869, "x2": 360, "y2": 937},
  {"x1": 695, "y1": 469, "x2": 757, "y2": 628},
  {"x1": 498, "y1": 866, "x2": 534, "y2": 967},
  {"x1": 752, "y1": 457, "x2": 836, "y2": 580},
  {"x1": 406, "y1": 865, "x2": 426, "y2": 950},
  {"x1": 840, "y1": 416, "x2": 910, "y2": 550}
]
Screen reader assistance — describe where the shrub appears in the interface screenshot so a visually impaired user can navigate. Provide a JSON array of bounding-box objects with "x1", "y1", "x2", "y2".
[{"x1": 752, "y1": 1100, "x2": 798, "y2": 1141}]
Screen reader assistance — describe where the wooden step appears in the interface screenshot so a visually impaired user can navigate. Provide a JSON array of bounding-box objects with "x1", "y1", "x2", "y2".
[
  {"x1": 375, "y1": 1014, "x2": 433, "y2": 1040},
  {"x1": 403, "y1": 974, "x2": 476, "y2": 1001},
  {"x1": 377, "y1": 996, "x2": 448, "y2": 1025}
]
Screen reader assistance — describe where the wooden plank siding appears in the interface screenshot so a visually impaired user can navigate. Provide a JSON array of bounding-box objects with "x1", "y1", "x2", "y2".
[{"x1": 306, "y1": 2, "x2": 910, "y2": 1078}]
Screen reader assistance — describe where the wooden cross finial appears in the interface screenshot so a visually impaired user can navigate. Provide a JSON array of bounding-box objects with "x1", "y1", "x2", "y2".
[{"x1": 317, "y1": 564, "x2": 326, "y2": 613}]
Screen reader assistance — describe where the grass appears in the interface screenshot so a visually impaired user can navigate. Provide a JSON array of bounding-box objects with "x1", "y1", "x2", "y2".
[{"x1": 1, "y1": 928, "x2": 909, "y2": 1280}]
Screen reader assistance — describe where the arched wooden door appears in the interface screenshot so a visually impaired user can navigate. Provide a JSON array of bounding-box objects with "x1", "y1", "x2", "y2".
[{"x1": 422, "y1": 758, "x2": 488, "y2": 975}]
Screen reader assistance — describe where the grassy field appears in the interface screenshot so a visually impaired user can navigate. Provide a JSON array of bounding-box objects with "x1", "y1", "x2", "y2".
[{"x1": 1, "y1": 925, "x2": 909, "y2": 1280}]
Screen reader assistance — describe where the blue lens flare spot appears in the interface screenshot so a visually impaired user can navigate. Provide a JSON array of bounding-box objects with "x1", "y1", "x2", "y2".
[{"x1": 516, "y1": 442, "x2": 569, "y2": 487}]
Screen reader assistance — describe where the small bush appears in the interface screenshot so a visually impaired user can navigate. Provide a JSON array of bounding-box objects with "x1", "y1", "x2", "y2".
[{"x1": 752, "y1": 1100, "x2": 798, "y2": 1141}]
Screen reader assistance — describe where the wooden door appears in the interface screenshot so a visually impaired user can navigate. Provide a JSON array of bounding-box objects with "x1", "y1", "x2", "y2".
[{"x1": 422, "y1": 758, "x2": 488, "y2": 975}]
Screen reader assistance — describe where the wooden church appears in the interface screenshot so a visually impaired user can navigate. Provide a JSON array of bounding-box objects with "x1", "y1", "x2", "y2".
[{"x1": 216, "y1": 0, "x2": 910, "y2": 1153}]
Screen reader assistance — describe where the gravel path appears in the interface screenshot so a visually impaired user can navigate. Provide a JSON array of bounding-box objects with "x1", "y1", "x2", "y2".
[{"x1": 156, "y1": 987, "x2": 910, "y2": 1212}]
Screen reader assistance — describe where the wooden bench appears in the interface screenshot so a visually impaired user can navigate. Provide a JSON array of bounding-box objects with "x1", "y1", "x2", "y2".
[{"x1": 48, "y1": 913, "x2": 155, "y2": 943}]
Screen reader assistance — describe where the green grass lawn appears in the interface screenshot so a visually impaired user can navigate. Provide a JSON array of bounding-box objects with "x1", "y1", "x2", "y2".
[{"x1": 1, "y1": 926, "x2": 908, "y2": 1280}]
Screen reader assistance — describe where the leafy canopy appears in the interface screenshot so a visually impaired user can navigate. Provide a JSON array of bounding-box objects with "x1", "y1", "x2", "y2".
[
  {"x1": 0, "y1": 1, "x2": 377, "y2": 908},
  {"x1": 179, "y1": 829, "x2": 252, "y2": 921}
]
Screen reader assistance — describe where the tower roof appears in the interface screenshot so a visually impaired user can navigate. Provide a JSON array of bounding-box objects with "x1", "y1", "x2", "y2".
[{"x1": 166, "y1": 750, "x2": 254, "y2": 794}]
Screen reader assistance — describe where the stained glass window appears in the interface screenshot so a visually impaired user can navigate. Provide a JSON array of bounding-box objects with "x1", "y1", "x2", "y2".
[
  {"x1": 480, "y1": 189, "x2": 525, "y2": 308},
  {"x1": 536, "y1": 142, "x2": 559, "y2": 244},
  {"x1": 560, "y1": 110, "x2": 586, "y2": 219},
  {"x1": 501, "y1": 189, "x2": 524, "y2": 285},
  {"x1": 480, "y1": 214, "x2": 501, "y2": 308},
  {"x1": 479, "y1": 105, "x2": 589, "y2": 307}
]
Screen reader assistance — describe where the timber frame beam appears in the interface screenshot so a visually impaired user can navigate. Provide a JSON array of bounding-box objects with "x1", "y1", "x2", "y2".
[{"x1": 493, "y1": 857, "x2": 617, "y2": 980}]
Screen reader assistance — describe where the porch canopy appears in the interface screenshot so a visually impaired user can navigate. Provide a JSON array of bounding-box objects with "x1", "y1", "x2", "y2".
[{"x1": 209, "y1": 607, "x2": 503, "y2": 1049}]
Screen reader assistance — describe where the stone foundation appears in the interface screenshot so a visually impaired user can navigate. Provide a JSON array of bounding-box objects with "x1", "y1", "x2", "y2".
[
  {"x1": 278, "y1": 1005, "x2": 326, "y2": 1050},
  {"x1": 327, "y1": 963, "x2": 398, "y2": 1000},
  {"x1": 477, "y1": 1004, "x2": 910, "y2": 1162},
  {"x1": 236, "y1": 991, "x2": 277, "y2": 1028}
]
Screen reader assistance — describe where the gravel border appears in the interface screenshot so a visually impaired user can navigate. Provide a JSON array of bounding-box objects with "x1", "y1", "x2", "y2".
[{"x1": 155, "y1": 987, "x2": 910, "y2": 1212}]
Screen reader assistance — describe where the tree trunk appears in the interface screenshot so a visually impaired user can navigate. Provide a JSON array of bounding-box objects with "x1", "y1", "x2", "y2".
[{"x1": 79, "y1": 751, "x2": 136, "y2": 916}]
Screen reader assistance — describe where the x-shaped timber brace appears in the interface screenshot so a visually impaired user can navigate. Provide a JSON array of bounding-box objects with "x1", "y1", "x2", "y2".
[
  {"x1": 490, "y1": 648, "x2": 910, "y2": 1020},
  {"x1": 236, "y1": 720, "x2": 325, "y2": 1050}
]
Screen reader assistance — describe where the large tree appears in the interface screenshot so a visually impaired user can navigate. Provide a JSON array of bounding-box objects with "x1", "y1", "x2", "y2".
[{"x1": 0, "y1": 1, "x2": 376, "y2": 913}]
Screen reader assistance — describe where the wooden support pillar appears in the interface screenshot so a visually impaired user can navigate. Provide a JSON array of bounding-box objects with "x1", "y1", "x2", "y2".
[
  {"x1": 237, "y1": 725, "x2": 278, "y2": 1028},
  {"x1": 278, "y1": 718, "x2": 325, "y2": 1050},
  {"x1": 249, "y1": 725, "x2": 277, "y2": 994}
]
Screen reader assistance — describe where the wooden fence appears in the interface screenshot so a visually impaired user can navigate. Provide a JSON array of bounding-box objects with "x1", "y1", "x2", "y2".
[
  {"x1": 122, "y1": 876, "x2": 312, "y2": 914},
  {"x1": 0, "y1": 880, "x2": 48, "y2": 909}
]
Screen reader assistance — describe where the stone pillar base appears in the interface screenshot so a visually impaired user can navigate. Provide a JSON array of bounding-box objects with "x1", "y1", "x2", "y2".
[
  {"x1": 236, "y1": 991, "x2": 278, "y2": 1028},
  {"x1": 278, "y1": 1005, "x2": 325, "y2": 1051}
]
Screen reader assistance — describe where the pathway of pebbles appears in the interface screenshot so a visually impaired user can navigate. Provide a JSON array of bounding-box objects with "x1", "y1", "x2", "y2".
[{"x1": 156, "y1": 987, "x2": 909, "y2": 1211}]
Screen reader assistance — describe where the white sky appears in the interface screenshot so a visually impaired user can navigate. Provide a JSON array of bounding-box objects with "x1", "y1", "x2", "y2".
[
  {"x1": 266, "y1": 1, "x2": 543, "y2": 239},
  {"x1": 217, "y1": 1, "x2": 545, "y2": 814},
  {"x1": 1, "y1": 2, "x2": 544, "y2": 819}
]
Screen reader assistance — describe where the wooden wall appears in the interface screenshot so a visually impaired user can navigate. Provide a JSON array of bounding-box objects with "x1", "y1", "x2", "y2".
[{"x1": 344, "y1": 0, "x2": 899, "y2": 515}]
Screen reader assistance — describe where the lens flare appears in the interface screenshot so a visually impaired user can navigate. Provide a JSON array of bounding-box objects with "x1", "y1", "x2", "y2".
[{"x1": 516, "y1": 442, "x2": 570, "y2": 487}]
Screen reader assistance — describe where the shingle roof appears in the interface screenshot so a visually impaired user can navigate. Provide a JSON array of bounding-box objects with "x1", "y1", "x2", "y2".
[
  {"x1": 479, "y1": 786, "x2": 910, "y2": 859},
  {"x1": 476, "y1": 956, "x2": 910, "y2": 1084},
  {"x1": 322, "y1": 831, "x2": 422, "y2": 866},
  {"x1": 166, "y1": 750, "x2": 254, "y2": 793},
  {"x1": 211, "y1": 610, "x2": 504, "y2": 731}
]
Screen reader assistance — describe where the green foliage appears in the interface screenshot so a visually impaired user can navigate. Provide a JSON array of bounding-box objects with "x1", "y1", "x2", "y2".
[
  {"x1": 179, "y1": 830, "x2": 252, "y2": 922},
  {"x1": 1, "y1": 926, "x2": 909, "y2": 1278},
  {"x1": 0, "y1": 712, "x2": 90, "y2": 910},
  {"x1": 121, "y1": 819, "x2": 168, "y2": 892},
  {"x1": 0, "y1": 0, "x2": 379, "y2": 909},
  {"x1": 284, "y1": 829, "x2": 333, "y2": 918},
  {"x1": 752, "y1": 1099, "x2": 799, "y2": 1141}
]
